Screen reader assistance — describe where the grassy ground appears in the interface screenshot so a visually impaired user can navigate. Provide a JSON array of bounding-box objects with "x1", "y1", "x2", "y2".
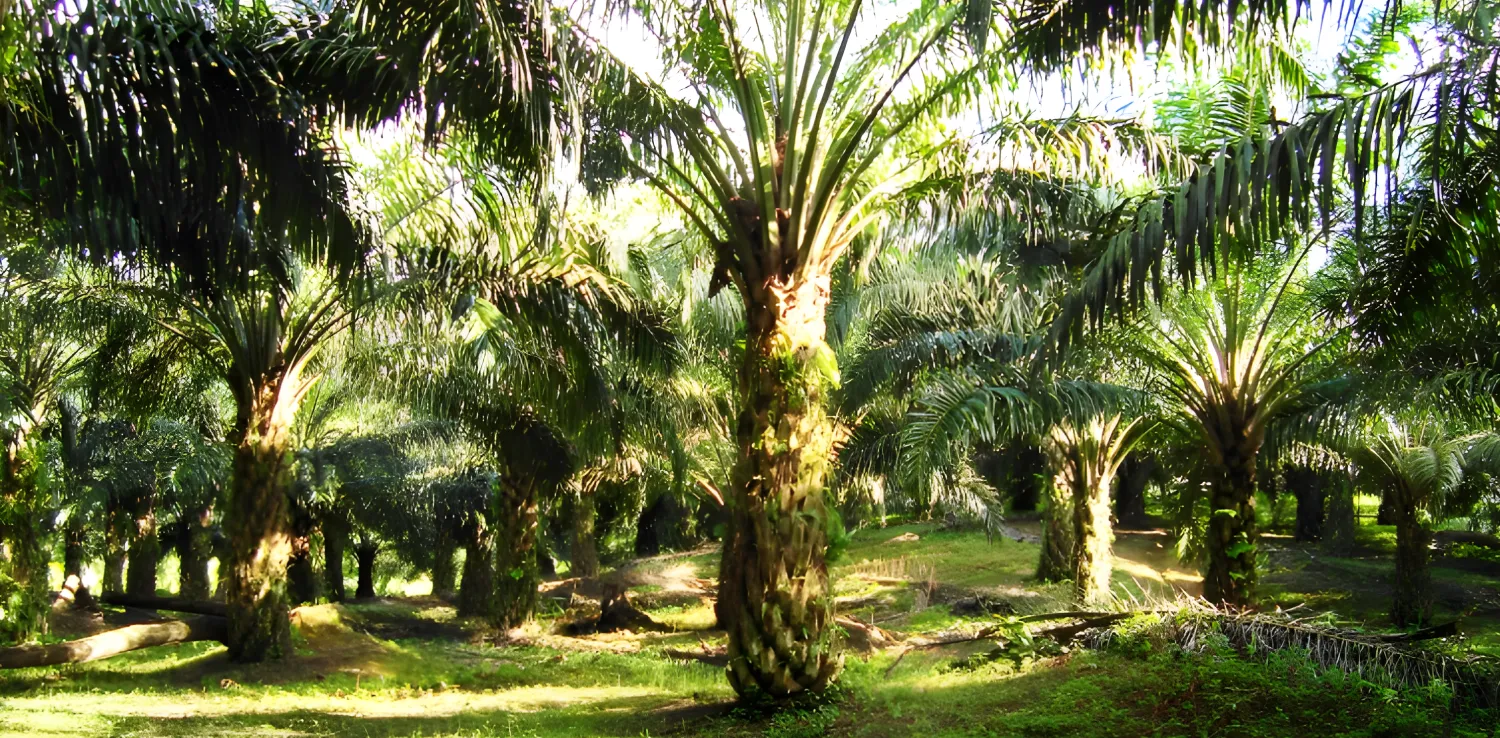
[{"x1": 3, "y1": 521, "x2": 1496, "y2": 737}]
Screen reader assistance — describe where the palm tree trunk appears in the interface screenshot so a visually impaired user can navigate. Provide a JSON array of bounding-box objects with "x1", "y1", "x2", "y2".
[
  {"x1": 322, "y1": 517, "x2": 348, "y2": 602},
  {"x1": 126, "y1": 485, "x2": 160, "y2": 597},
  {"x1": 1322, "y1": 474, "x2": 1356, "y2": 557},
  {"x1": 223, "y1": 381, "x2": 295, "y2": 663},
  {"x1": 431, "y1": 527, "x2": 457, "y2": 600},
  {"x1": 1287, "y1": 467, "x2": 1325, "y2": 543},
  {"x1": 570, "y1": 488, "x2": 599, "y2": 579},
  {"x1": 354, "y1": 540, "x2": 378, "y2": 599},
  {"x1": 1008, "y1": 444, "x2": 1045, "y2": 512},
  {"x1": 1, "y1": 442, "x2": 49, "y2": 642},
  {"x1": 103, "y1": 497, "x2": 127, "y2": 595},
  {"x1": 1204, "y1": 449, "x2": 1258, "y2": 605},
  {"x1": 719, "y1": 278, "x2": 841, "y2": 698},
  {"x1": 1071, "y1": 476, "x2": 1114, "y2": 605},
  {"x1": 634, "y1": 494, "x2": 665, "y2": 556},
  {"x1": 1036, "y1": 480, "x2": 1073, "y2": 582},
  {"x1": 63, "y1": 517, "x2": 87, "y2": 583},
  {"x1": 1391, "y1": 486, "x2": 1432, "y2": 627},
  {"x1": 458, "y1": 516, "x2": 496, "y2": 618},
  {"x1": 287, "y1": 537, "x2": 318, "y2": 605},
  {"x1": 1377, "y1": 489, "x2": 1397, "y2": 526},
  {"x1": 174, "y1": 509, "x2": 213, "y2": 601},
  {"x1": 492, "y1": 475, "x2": 538, "y2": 629},
  {"x1": 1114, "y1": 455, "x2": 1154, "y2": 529}
]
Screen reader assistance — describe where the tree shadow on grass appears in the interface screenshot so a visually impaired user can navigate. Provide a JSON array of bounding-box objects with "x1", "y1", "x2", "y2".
[{"x1": 89, "y1": 694, "x2": 733, "y2": 738}]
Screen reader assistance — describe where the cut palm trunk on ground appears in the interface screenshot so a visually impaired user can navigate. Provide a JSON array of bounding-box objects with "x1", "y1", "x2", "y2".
[
  {"x1": 101, "y1": 592, "x2": 228, "y2": 617},
  {"x1": 0, "y1": 616, "x2": 227, "y2": 668}
]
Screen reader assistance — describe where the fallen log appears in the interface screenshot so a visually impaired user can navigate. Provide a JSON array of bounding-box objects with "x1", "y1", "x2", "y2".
[
  {"x1": 1377, "y1": 620, "x2": 1460, "y2": 643},
  {"x1": 664, "y1": 645, "x2": 729, "y2": 667},
  {"x1": 100, "y1": 593, "x2": 228, "y2": 617},
  {"x1": 0, "y1": 616, "x2": 227, "y2": 669}
]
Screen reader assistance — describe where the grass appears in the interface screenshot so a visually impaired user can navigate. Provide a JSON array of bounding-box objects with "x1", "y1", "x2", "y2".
[
  {"x1": 6, "y1": 520, "x2": 1497, "y2": 737},
  {"x1": 4, "y1": 623, "x2": 1488, "y2": 738}
]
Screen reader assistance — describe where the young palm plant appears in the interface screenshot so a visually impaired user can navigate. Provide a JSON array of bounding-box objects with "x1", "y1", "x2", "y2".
[
  {"x1": 1351, "y1": 423, "x2": 1500, "y2": 626},
  {"x1": 1136, "y1": 255, "x2": 1334, "y2": 604},
  {"x1": 1047, "y1": 414, "x2": 1143, "y2": 604}
]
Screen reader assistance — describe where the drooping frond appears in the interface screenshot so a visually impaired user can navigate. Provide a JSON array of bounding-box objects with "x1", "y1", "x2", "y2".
[{"x1": 1, "y1": 0, "x2": 370, "y2": 288}]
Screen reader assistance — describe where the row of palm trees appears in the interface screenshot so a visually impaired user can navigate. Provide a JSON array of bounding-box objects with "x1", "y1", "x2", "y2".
[{"x1": 1, "y1": 0, "x2": 1498, "y2": 701}]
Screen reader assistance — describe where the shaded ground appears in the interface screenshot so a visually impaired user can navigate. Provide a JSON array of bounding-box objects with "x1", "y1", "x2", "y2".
[{"x1": 2, "y1": 520, "x2": 1495, "y2": 736}]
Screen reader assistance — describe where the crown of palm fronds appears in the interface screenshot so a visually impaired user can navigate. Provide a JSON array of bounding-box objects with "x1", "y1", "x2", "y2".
[
  {"x1": 2, "y1": 0, "x2": 370, "y2": 288},
  {"x1": 273, "y1": 0, "x2": 561, "y2": 177},
  {"x1": 1051, "y1": 5, "x2": 1500, "y2": 347}
]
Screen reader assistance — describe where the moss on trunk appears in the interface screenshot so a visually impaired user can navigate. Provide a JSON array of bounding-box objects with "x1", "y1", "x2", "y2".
[
  {"x1": 1070, "y1": 477, "x2": 1114, "y2": 605},
  {"x1": 569, "y1": 487, "x2": 599, "y2": 580},
  {"x1": 719, "y1": 276, "x2": 841, "y2": 699},
  {"x1": 492, "y1": 475, "x2": 539, "y2": 630},
  {"x1": 1204, "y1": 448, "x2": 1257, "y2": 605},
  {"x1": 1036, "y1": 480, "x2": 1073, "y2": 582},
  {"x1": 1, "y1": 443, "x2": 49, "y2": 643},
  {"x1": 458, "y1": 514, "x2": 496, "y2": 618},
  {"x1": 223, "y1": 372, "x2": 297, "y2": 663}
]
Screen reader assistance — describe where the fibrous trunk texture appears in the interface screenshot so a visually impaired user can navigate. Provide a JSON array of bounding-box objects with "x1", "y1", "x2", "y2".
[
  {"x1": 224, "y1": 373, "x2": 296, "y2": 662},
  {"x1": 355, "y1": 541, "x2": 378, "y2": 600},
  {"x1": 570, "y1": 488, "x2": 599, "y2": 580},
  {"x1": 1036, "y1": 481, "x2": 1073, "y2": 582},
  {"x1": 174, "y1": 507, "x2": 213, "y2": 601},
  {"x1": 431, "y1": 527, "x2": 457, "y2": 601},
  {"x1": 718, "y1": 277, "x2": 841, "y2": 698},
  {"x1": 458, "y1": 515, "x2": 496, "y2": 618},
  {"x1": 1204, "y1": 446, "x2": 1257, "y2": 605},
  {"x1": 1070, "y1": 477, "x2": 1115, "y2": 605},
  {"x1": 125, "y1": 484, "x2": 159, "y2": 597},
  {"x1": 492, "y1": 475, "x2": 539, "y2": 630},
  {"x1": 322, "y1": 517, "x2": 348, "y2": 602},
  {"x1": 0, "y1": 442, "x2": 48, "y2": 642},
  {"x1": 1391, "y1": 486, "x2": 1432, "y2": 627},
  {"x1": 1322, "y1": 474, "x2": 1356, "y2": 557}
]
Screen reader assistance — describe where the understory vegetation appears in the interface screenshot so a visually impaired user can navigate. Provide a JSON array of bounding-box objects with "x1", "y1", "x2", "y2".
[{"x1": 1, "y1": 0, "x2": 1500, "y2": 733}]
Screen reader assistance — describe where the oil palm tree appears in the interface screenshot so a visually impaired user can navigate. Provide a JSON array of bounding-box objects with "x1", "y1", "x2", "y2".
[
  {"x1": 74, "y1": 258, "x2": 377, "y2": 660},
  {"x1": 573, "y1": 0, "x2": 1022, "y2": 695},
  {"x1": 1047, "y1": 414, "x2": 1144, "y2": 604},
  {"x1": 1, "y1": 0, "x2": 367, "y2": 288},
  {"x1": 0, "y1": 273, "x2": 95, "y2": 641},
  {"x1": 1351, "y1": 424, "x2": 1500, "y2": 626},
  {"x1": 1135, "y1": 253, "x2": 1335, "y2": 604}
]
